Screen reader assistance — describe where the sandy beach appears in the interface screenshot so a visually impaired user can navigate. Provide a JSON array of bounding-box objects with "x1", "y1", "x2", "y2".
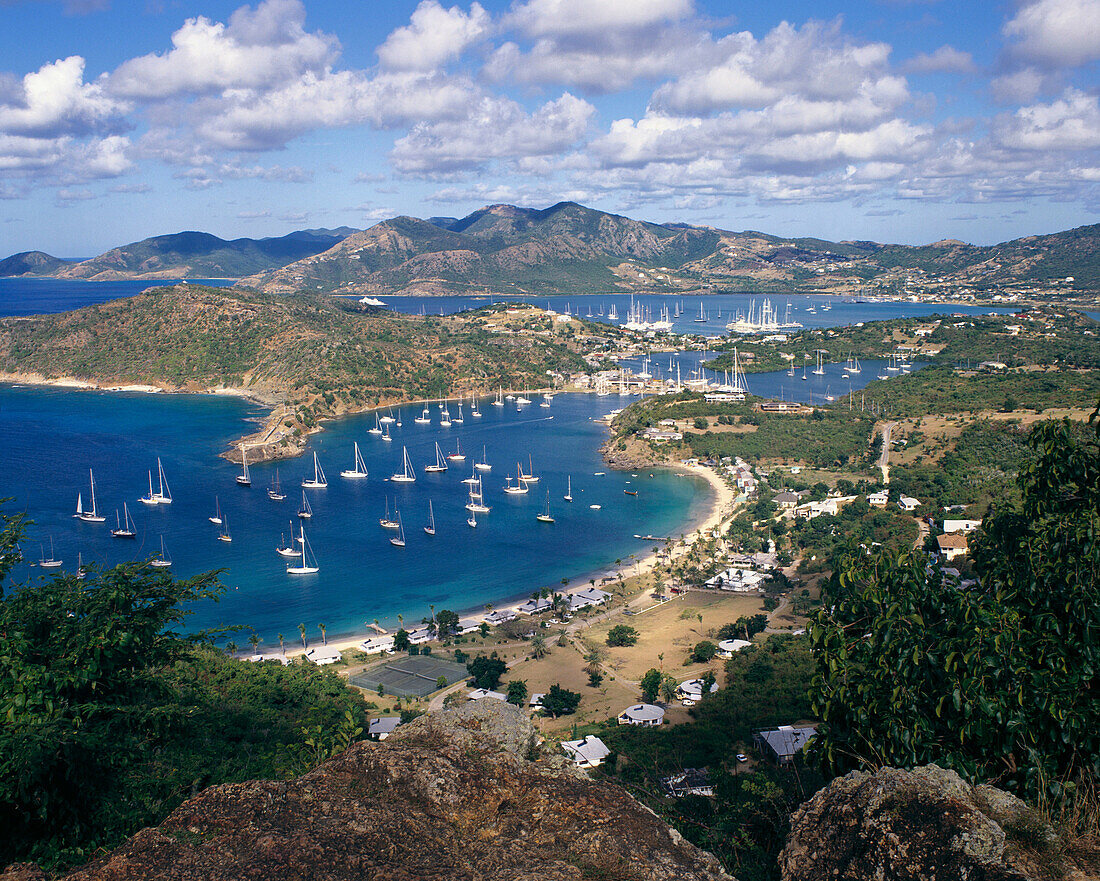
[{"x1": 277, "y1": 460, "x2": 736, "y2": 662}]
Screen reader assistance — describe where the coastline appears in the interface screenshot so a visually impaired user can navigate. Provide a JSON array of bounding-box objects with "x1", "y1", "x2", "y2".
[{"x1": 277, "y1": 460, "x2": 734, "y2": 663}]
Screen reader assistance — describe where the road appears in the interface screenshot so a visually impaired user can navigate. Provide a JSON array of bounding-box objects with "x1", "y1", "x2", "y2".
[{"x1": 878, "y1": 421, "x2": 898, "y2": 484}]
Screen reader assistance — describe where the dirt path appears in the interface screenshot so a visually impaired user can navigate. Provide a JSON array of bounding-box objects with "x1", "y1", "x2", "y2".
[{"x1": 879, "y1": 421, "x2": 898, "y2": 484}]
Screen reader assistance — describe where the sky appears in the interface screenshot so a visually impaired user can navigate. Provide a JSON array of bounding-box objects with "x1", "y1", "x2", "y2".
[{"x1": 2, "y1": 0, "x2": 1100, "y2": 255}]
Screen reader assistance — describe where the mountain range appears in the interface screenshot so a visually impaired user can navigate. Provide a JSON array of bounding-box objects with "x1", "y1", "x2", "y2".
[{"x1": 3, "y1": 202, "x2": 1099, "y2": 296}]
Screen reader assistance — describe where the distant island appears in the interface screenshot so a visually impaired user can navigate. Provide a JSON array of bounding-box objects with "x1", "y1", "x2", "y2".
[{"x1": 3, "y1": 201, "x2": 1099, "y2": 304}]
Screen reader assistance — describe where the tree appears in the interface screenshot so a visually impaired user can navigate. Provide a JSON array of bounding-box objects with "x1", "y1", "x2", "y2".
[
  {"x1": 691, "y1": 640, "x2": 718, "y2": 663},
  {"x1": 701, "y1": 670, "x2": 717, "y2": 695},
  {"x1": 479, "y1": 622, "x2": 491, "y2": 638},
  {"x1": 467, "y1": 653, "x2": 507, "y2": 690},
  {"x1": 640, "y1": 668, "x2": 662, "y2": 703},
  {"x1": 278, "y1": 633, "x2": 285, "y2": 656},
  {"x1": 540, "y1": 684, "x2": 581, "y2": 718},
  {"x1": 248, "y1": 633, "x2": 260, "y2": 654},
  {"x1": 606, "y1": 624, "x2": 639, "y2": 647},
  {"x1": 393, "y1": 628, "x2": 410, "y2": 652},
  {"x1": 659, "y1": 674, "x2": 678, "y2": 704},
  {"x1": 318, "y1": 623, "x2": 327, "y2": 646},
  {"x1": 810, "y1": 413, "x2": 1100, "y2": 800},
  {"x1": 436, "y1": 675, "x2": 449, "y2": 690},
  {"x1": 298, "y1": 623, "x2": 307, "y2": 648},
  {"x1": 530, "y1": 631, "x2": 548, "y2": 659},
  {"x1": 435, "y1": 609, "x2": 460, "y2": 637},
  {"x1": 506, "y1": 680, "x2": 528, "y2": 705}
]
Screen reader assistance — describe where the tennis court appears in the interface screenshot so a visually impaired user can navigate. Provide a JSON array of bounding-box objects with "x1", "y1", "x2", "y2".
[{"x1": 350, "y1": 654, "x2": 469, "y2": 698}]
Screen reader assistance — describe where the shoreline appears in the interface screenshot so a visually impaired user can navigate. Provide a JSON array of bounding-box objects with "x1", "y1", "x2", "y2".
[{"x1": 277, "y1": 460, "x2": 734, "y2": 663}]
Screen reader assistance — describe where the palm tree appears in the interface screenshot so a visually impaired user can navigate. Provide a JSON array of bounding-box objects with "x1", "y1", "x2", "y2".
[
  {"x1": 397, "y1": 613, "x2": 404, "y2": 628},
  {"x1": 226, "y1": 641, "x2": 238, "y2": 656},
  {"x1": 429, "y1": 604, "x2": 435, "y2": 624},
  {"x1": 319, "y1": 623, "x2": 327, "y2": 645},
  {"x1": 278, "y1": 633, "x2": 285, "y2": 656},
  {"x1": 248, "y1": 633, "x2": 260, "y2": 654},
  {"x1": 298, "y1": 622, "x2": 307, "y2": 648},
  {"x1": 531, "y1": 632, "x2": 548, "y2": 659}
]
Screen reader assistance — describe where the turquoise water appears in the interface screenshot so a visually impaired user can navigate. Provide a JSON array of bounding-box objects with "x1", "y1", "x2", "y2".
[{"x1": 0, "y1": 386, "x2": 711, "y2": 646}]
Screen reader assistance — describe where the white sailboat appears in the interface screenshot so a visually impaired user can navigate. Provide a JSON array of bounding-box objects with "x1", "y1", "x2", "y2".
[
  {"x1": 467, "y1": 505, "x2": 478, "y2": 528},
  {"x1": 440, "y1": 399, "x2": 452, "y2": 427},
  {"x1": 424, "y1": 442, "x2": 448, "y2": 473},
  {"x1": 382, "y1": 423, "x2": 393, "y2": 442},
  {"x1": 447, "y1": 439, "x2": 465, "y2": 462},
  {"x1": 471, "y1": 397, "x2": 482, "y2": 417},
  {"x1": 340, "y1": 442, "x2": 368, "y2": 479},
  {"x1": 380, "y1": 409, "x2": 395, "y2": 424},
  {"x1": 474, "y1": 445, "x2": 491, "y2": 472},
  {"x1": 150, "y1": 536, "x2": 172, "y2": 568},
  {"x1": 391, "y1": 446, "x2": 416, "y2": 483},
  {"x1": 369, "y1": 414, "x2": 383, "y2": 436},
  {"x1": 209, "y1": 496, "x2": 223, "y2": 525},
  {"x1": 694, "y1": 302, "x2": 708, "y2": 322},
  {"x1": 140, "y1": 458, "x2": 172, "y2": 505},
  {"x1": 540, "y1": 393, "x2": 552, "y2": 408},
  {"x1": 39, "y1": 536, "x2": 62, "y2": 567},
  {"x1": 536, "y1": 490, "x2": 554, "y2": 523},
  {"x1": 813, "y1": 351, "x2": 826, "y2": 376},
  {"x1": 217, "y1": 515, "x2": 232, "y2": 542},
  {"x1": 286, "y1": 523, "x2": 319, "y2": 574},
  {"x1": 414, "y1": 404, "x2": 431, "y2": 425},
  {"x1": 564, "y1": 475, "x2": 573, "y2": 502},
  {"x1": 236, "y1": 445, "x2": 251, "y2": 486},
  {"x1": 466, "y1": 477, "x2": 490, "y2": 513},
  {"x1": 390, "y1": 511, "x2": 406, "y2": 547},
  {"x1": 504, "y1": 464, "x2": 529, "y2": 494},
  {"x1": 516, "y1": 390, "x2": 531, "y2": 405},
  {"x1": 75, "y1": 551, "x2": 86, "y2": 579},
  {"x1": 380, "y1": 497, "x2": 400, "y2": 530},
  {"x1": 297, "y1": 490, "x2": 312, "y2": 519},
  {"x1": 520, "y1": 454, "x2": 539, "y2": 482},
  {"x1": 424, "y1": 500, "x2": 436, "y2": 536},
  {"x1": 454, "y1": 402, "x2": 464, "y2": 424},
  {"x1": 462, "y1": 465, "x2": 479, "y2": 486},
  {"x1": 302, "y1": 452, "x2": 328, "y2": 488},
  {"x1": 112, "y1": 502, "x2": 137, "y2": 539},
  {"x1": 74, "y1": 469, "x2": 106, "y2": 522},
  {"x1": 276, "y1": 524, "x2": 302, "y2": 557},
  {"x1": 492, "y1": 386, "x2": 504, "y2": 407},
  {"x1": 268, "y1": 469, "x2": 286, "y2": 501}
]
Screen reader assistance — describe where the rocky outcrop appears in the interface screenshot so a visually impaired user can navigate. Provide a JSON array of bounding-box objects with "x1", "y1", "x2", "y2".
[
  {"x1": 780, "y1": 764, "x2": 1070, "y2": 881},
  {"x1": 53, "y1": 701, "x2": 733, "y2": 881}
]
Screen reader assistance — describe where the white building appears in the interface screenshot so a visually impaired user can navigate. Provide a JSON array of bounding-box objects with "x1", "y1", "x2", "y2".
[
  {"x1": 561, "y1": 735, "x2": 611, "y2": 769},
  {"x1": 898, "y1": 496, "x2": 921, "y2": 512},
  {"x1": 676, "y1": 678, "x2": 720, "y2": 702},
  {"x1": 717, "y1": 638, "x2": 753, "y2": 658},
  {"x1": 368, "y1": 717, "x2": 401, "y2": 740},
  {"x1": 867, "y1": 490, "x2": 889, "y2": 507},
  {"x1": 359, "y1": 635, "x2": 395, "y2": 655},
  {"x1": 943, "y1": 519, "x2": 982, "y2": 534},
  {"x1": 618, "y1": 703, "x2": 666, "y2": 726},
  {"x1": 304, "y1": 647, "x2": 342, "y2": 665},
  {"x1": 706, "y1": 567, "x2": 764, "y2": 591},
  {"x1": 567, "y1": 586, "x2": 611, "y2": 611},
  {"x1": 517, "y1": 597, "x2": 553, "y2": 615},
  {"x1": 484, "y1": 609, "x2": 517, "y2": 626},
  {"x1": 468, "y1": 688, "x2": 507, "y2": 701}
]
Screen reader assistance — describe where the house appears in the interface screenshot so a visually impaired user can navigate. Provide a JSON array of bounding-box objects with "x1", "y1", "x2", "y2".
[
  {"x1": 676, "y1": 678, "x2": 720, "y2": 702},
  {"x1": 483, "y1": 609, "x2": 517, "y2": 626},
  {"x1": 367, "y1": 717, "x2": 402, "y2": 740},
  {"x1": 457, "y1": 617, "x2": 483, "y2": 635},
  {"x1": 246, "y1": 653, "x2": 290, "y2": 665},
  {"x1": 867, "y1": 490, "x2": 889, "y2": 507},
  {"x1": 717, "y1": 638, "x2": 753, "y2": 658},
  {"x1": 937, "y1": 532, "x2": 969, "y2": 561},
  {"x1": 795, "y1": 499, "x2": 838, "y2": 520},
  {"x1": 754, "y1": 725, "x2": 816, "y2": 764},
  {"x1": 561, "y1": 735, "x2": 611, "y2": 769},
  {"x1": 304, "y1": 647, "x2": 342, "y2": 665},
  {"x1": 618, "y1": 703, "x2": 666, "y2": 726},
  {"x1": 359, "y1": 635, "x2": 395, "y2": 655},
  {"x1": 659, "y1": 768, "x2": 714, "y2": 798},
  {"x1": 774, "y1": 491, "x2": 801, "y2": 509},
  {"x1": 406, "y1": 626, "x2": 435, "y2": 645},
  {"x1": 517, "y1": 596, "x2": 553, "y2": 615},
  {"x1": 706, "y1": 567, "x2": 764, "y2": 591},
  {"x1": 529, "y1": 693, "x2": 545, "y2": 709},
  {"x1": 643, "y1": 427, "x2": 682, "y2": 443},
  {"x1": 567, "y1": 586, "x2": 611, "y2": 611},
  {"x1": 943, "y1": 518, "x2": 982, "y2": 534},
  {"x1": 468, "y1": 688, "x2": 507, "y2": 701},
  {"x1": 897, "y1": 495, "x2": 921, "y2": 512}
]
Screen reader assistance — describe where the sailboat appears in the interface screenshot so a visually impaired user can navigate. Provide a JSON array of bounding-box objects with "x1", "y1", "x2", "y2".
[
  {"x1": 471, "y1": 397, "x2": 482, "y2": 417},
  {"x1": 286, "y1": 524, "x2": 319, "y2": 574},
  {"x1": 74, "y1": 469, "x2": 106, "y2": 522},
  {"x1": 424, "y1": 442, "x2": 448, "y2": 473},
  {"x1": 414, "y1": 404, "x2": 431, "y2": 425},
  {"x1": 391, "y1": 446, "x2": 416, "y2": 483},
  {"x1": 520, "y1": 453, "x2": 539, "y2": 482},
  {"x1": 447, "y1": 440, "x2": 465, "y2": 462},
  {"x1": 462, "y1": 465, "x2": 479, "y2": 485},
  {"x1": 813, "y1": 351, "x2": 826, "y2": 376},
  {"x1": 268, "y1": 469, "x2": 286, "y2": 501},
  {"x1": 467, "y1": 505, "x2": 477, "y2": 528},
  {"x1": 492, "y1": 387, "x2": 504, "y2": 407},
  {"x1": 466, "y1": 477, "x2": 490, "y2": 513},
  {"x1": 564, "y1": 475, "x2": 573, "y2": 502},
  {"x1": 277, "y1": 523, "x2": 302, "y2": 557},
  {"x1": 209, "y1": 497, "x2": 224, "y2": 525},
  {"x1": 150, "y1": 536, "x2": 172, "y2": 568},
  {"x1": 340, "y1": 442, "x2": 368, "y2": 479},
  {"x1": 379, "y1": 497, "x2": 400, "y2": 530},
  {"x1": 382, "y1": 423, "x2": 393, "y2": 442},
  {"x1": 536, "y1": 491, "x2": 554, "y2": 523},
  {"x1": 39, "y1": 536, "x2": 62, "y2": 567},
  {"x1": 369, "y1": 414, "x2": 383, "y2": 436},
  {"x1": 454, "y1": 402, "x2": 464, "y2": 424},
  {"x1": 516, "y1": 390, "x2": 531, "y2": 405},
  {"x1": 504, "y1": 464, "x2": 529, "y2": 494},
  {"x1": 75, "y1": 551, "x2": 86, "y2": 580},
  {"x1": 236, "y1": 445, "x2": 252, "y2": 486},
  {"x1": 474, "y1": 445, "x2": 491, "y2": 472},
  {"x1": 380, "y1": 409, "x2": 395, "y2": 425},
  {"x1": 440, "y1": 400, "x2": 452, "y2": 428},
  {"x1": 112, "y1": 502, "x2": 137, "y2": 539},
  {"x1": 424, "y1": 500, "x2": 436, "y2": 536},
  {"x1": 802, "y1": 360, "x2": 808, "y2": 381},
  {"x1": 140, "y1": 458, "x2": 172, "y2": 505},
  {"x1": 217, "y1": 514, "x2": 232, "y2": 542},
  {"x1": 302, "y1": 452, "x2": 328, "y2": 488},
  {"x1": 297, "y1": 490, "x2": 312, "y2": 519},
  {"x1": 540, "y1": 393, "x2": 552, "y2": 408},
  {"x1": 390, "y1": 512, "x2": 406, "y2": 547},
  {"x1": 694, "y1": 302, "x2": 708, "y2": 322}
]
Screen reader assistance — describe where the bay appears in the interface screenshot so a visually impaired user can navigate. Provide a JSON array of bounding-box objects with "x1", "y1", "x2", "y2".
[{"x1": 0, "y1": 277, "x2": 234, "y2": 316}]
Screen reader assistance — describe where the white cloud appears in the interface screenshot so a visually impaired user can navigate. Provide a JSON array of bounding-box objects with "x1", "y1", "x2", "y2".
[
  {"x1": 1003, "y1": 0, "x2": 1100, "y2": 68},
  {"x1": 377, "y1": 1, "x2": 490, "y2": 71},
  {"x1": 990, "y1": 67, "x2": 1048, "y2": 103},
  {"x1": 995, "y1": 89, "x2": 1100, "y2": 151},
  {"x1": 507, "y1": 0, "x2": 692, "y2": 38},
  {"x1": 391, "y1": 92, "x2": 594, "y2": 174},
  {"x1": 107, "y1": 0, "x2": 338, "y2": 99},
  {"x1": 0, "y1": 56, "x2": 128, "y2": 137},
  {"x1": 902, "y1": 45, "x2": 976, "y2": 75}
]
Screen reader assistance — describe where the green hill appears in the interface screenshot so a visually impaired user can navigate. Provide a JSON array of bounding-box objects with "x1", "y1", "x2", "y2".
[{"x1": 0, "y1": 251, "x2": 68, "y2": 276}]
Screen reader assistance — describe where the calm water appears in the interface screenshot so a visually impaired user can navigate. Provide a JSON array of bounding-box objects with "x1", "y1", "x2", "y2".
[
  {"x1": 0, "y1": 278, "x2": 234, "y2": 316},
  {"x1": 0, "y1": 387, "x2": 712, "y2": 646}
]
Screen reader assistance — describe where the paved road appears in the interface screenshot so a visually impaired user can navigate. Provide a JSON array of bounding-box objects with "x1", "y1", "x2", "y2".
[{"x1": 878, "y1": 421, "x2": 898, "y2": 484}]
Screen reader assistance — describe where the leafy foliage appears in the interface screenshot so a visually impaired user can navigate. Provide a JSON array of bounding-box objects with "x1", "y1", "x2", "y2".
[
  {"x1": 810, "y1": 413, "x2": 1100, "y2": 798},
  {"x1": 540, "y1": 684, "x2": 581, "y2": 717},
  {"x1": 466, "y1": 653, "x2": 507, "y2": 690},
  {"x1": 606, "y1": 624, "x2": 639, "y2": 647}
]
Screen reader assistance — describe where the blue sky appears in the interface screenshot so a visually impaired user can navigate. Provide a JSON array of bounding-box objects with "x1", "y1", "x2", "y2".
[{"x1": 2, "y1": 0, "x2": 1100, "y2": 255}]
